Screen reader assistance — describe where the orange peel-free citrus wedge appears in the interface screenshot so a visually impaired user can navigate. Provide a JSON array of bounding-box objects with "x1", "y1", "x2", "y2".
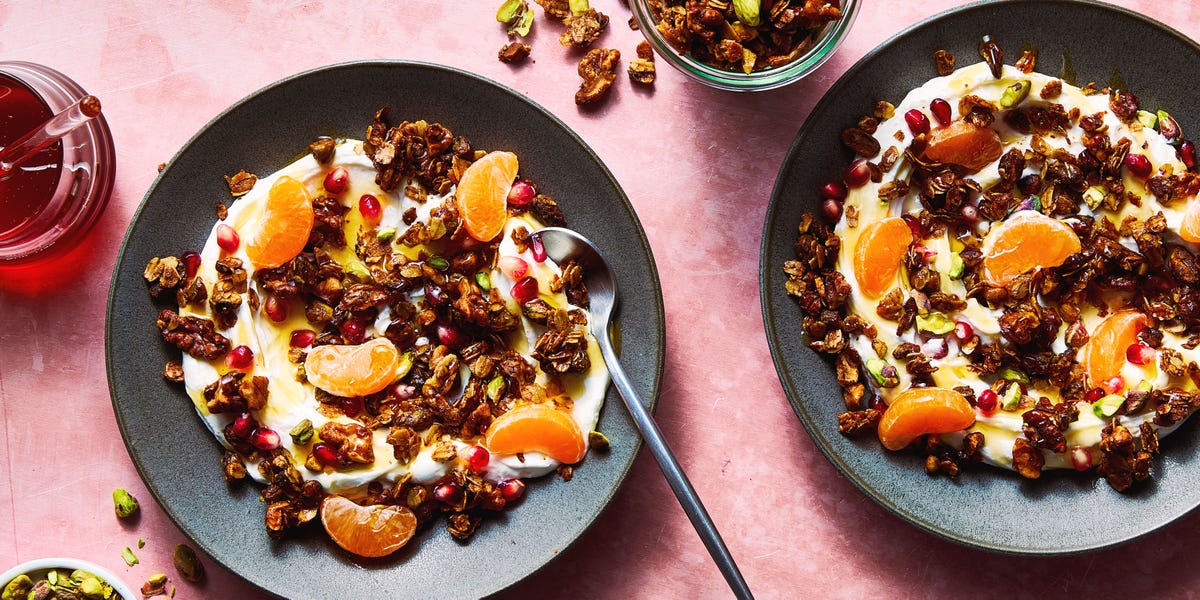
[
  {"x1": 1181, "y1": 197, "x2": 1200, "y2": 243},
  {"x1": 304, "y1": 338, "x2": 401, "y2": 397},
  {"x1": 320, "y1": 495, "x2": 417, "y2": 558},
  {"x1": 877, "y1": 387, "x2": 976, "y2": 451},
  {"x1": 483, "y1": 404, "x2": 586, "y2": 464},
  {"x1": 980, "y1": 211, "x2": 1081, "y2": 286},
  {"x1": 1080, "y1": 310, "x2": 1150, "y2": 388},
  {"x1": 923, "y1": 121, "x2": 1003, "y2": 172},
  {"x1": 246, "y1": 175, "x2": 315, "y2": 269},
  {"x1": 456, "y1": 151, "x2": 518, "y2": 242},
  {"x1": 852, "y1": 216, "x2": 914, "y2": 298}
]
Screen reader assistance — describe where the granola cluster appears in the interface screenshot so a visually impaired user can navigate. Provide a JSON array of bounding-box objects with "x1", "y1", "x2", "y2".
[{"x1": 785, "y1": 41, "x2": 1200, "y2": 491}]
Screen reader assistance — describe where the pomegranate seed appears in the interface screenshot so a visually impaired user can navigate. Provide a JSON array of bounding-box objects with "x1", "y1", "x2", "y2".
[
  {"x1": 226, "y1": 345, "x2": 254, "y2": 370},
  {"x1": 1124, "y1": 153, "x2": 1152, "y2": 178},
  {"x1": 1102, "y1": 376, "x2": 1125, "y2": 394},
  {"x1": 251, "y1": 428, "x2": 281, "y2": 451},
  {"x1": 1084, "y1": 387, "x2": 1105, "y2": 403},
  {"x1": 323, "y1": 167, "x2": 349, "y2": 194},
  {"x1": 1071, "y1": 447, "x2": 1093, "y2": 471},
  {"x1": 1146, "y1": 273, "x2": 1176, "y2": 293},
  {"x1": 498, "y1": 478, "x2": 525, "y2": 501},
  {"x1": 820, "y1": 199, "x2": 842, "y2": 223},
  {"x1": 433, "y1": 481, "x2": 463, "y2": 505},
  {"x1": 230, "y1": 413, "x2": 257, "y2": 439},
  {"x1": 929, "y1": 98, "x2": 952, "y2": 126},
  {"x1": 437, "y1": 324, "x2": 466, "y2": 349},
  {"x1": 216, "y1": 224, "x2": 240, "y2": 253},
  {"x1": 1179, "y1": 140, "x2": 1197, "y2": 169},
  {"x1": 391, "y1": 383, "x2": 416, "y2": 401},
  {"x1": 976, "y1": 389, "x2": 999, "y2": 416},
  {"x1": 901, "y1": 215, "x2": 925, "y2": 238},
  {"x1": 312, "y1": 443, "x2": 340, "y2": 468},
  {"x1": 341, "y1": 396, "x2": 364, "y2": 417},
  {"x1": 289, "y1": 329, "x2": 316, "y2": 348},
  {"x1": 844, "y1": 159, "x2": 871, "y2": 188},
  {"x1": 340, "y1": 320, "x2": 366, "y2": 344},
  {"x1": 511, "y1": 277, "x2": 539, "y2": 303},
  {"x1": 904, "y1": 109, "x2": 930, "y2": 136},
  {"x1": 358, "y1": 194, "x2": 381, "y2": 222},
  {"x1": 264, "y1": 295, "x2": 287, "y2": 322},
  {"x1": 531, "y1": 235, "x2": 546, "y2": 263},
  {"x1": 507, "y1": 180, "x2": 537, "y2": 206},
  {"x1": 921, "y1": 337, "x2": 948, "y2": 360},
  {"x1": 954, "y1": 320, "x2": 974, "y2": 343},
  {"x1": 1017, "y1": 174, "x2": 1042, "y2": 196},
  {"x1": 1126, "y1": 342, "x2": 1155, "y2": 365},
  {"x1": 424, "y1": 282, "x2": 447, "y2": 306},
  {"x1": 498, "y1": 256, "x2": 529, "y2": 280},
  {"x1": 819, "y1": 181, "x2": 848, "y2": 200},
  {"x1": 181, "y1": 251, "x2": 201, "y2": 279},
  {"x1": 461, "y1": 446, "x2": 490, "y2": 472},
  {"x1": 961, "y1": 203, "x2": 979, "y2": 223}
]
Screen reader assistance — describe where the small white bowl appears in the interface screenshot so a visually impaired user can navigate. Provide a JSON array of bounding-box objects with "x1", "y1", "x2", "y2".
[{"x1": 0, "y1": 558, "x2": 140, "y2": 599}]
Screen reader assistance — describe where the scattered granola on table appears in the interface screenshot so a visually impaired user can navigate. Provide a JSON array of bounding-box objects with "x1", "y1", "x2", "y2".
[
  {"x1": 645, "y1": 0, "x2": 842, "y2": 73},
  {"x1": 576, "y1": 47, "x2": 621, "y2": 105},
  {"x1": 783, "y1": 37, "x2": 1200, "y2": 491},
  {"x1": 145, "y1": 110, "x2": 611, "y2": 558},
  {"x1": 628, "y1": 40, "x2": 657, "y2": 85}
]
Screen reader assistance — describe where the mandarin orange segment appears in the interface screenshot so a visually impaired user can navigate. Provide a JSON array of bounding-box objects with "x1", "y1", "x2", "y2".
[
  {"x1": 1181, "y1": 198, "x2": 1200, "y2": 243},
  {"x1": 923, "y1": 121, "x2": 1003, "y2": 172},
  {"x1": 483, "y1": 404, "x2": 586, "y2": 464},
  {"x1": 1080, "y1": 310, "x2": 1150, "y2": 388},
  {"x1": 456, "y1": 151, "x2": 518, "y2": 242},
  {"x1": 320, "y1": 495, "x2": 417, "y2": 558},
  {"x1": 980, "y1": 211, "x2": 1081, "y2": 286},
  {"x1": 304, "y1": 338, "x2": 401, "y2": 397},
  {"x1": 246, "y1": 176, "x2": 315, "y2": 269},
  {"x1": 877, "y1": 387, "x2": 976, "y2": 451},
  {"x1": 852, "y1": 216, "x2": 914, "y2": 298}
]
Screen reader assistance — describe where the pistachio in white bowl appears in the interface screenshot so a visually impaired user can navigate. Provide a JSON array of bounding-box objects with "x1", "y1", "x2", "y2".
[{"x1": 1, "y1": 558, "x2": 138, "y2": 600}]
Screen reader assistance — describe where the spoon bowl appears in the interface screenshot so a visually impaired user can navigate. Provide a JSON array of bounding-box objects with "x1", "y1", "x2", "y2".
[{"x1": 534, "y1": 227, "x2": 754, "y2": 599}]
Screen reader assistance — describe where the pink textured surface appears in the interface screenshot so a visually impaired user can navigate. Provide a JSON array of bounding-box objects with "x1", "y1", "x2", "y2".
[{"x1": 2, "y1": 1, "x2": 1199, "y2": 598}]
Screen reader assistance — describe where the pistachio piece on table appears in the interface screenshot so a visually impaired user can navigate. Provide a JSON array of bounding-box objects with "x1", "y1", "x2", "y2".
[
  {"x1": 173, "y1": 544, "x2": 205, "y2": 583},
  {"x1": 113, "y1": 488, "x2": 139, "y2": 519}
]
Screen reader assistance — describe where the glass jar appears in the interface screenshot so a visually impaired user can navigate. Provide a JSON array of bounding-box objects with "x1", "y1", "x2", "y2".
[
  {"x1": 630, "y1": 0, "x2": 859, "y2": 91},
  {"x1": 0, "y1": 61, "x2": 115, "y2": 266}
]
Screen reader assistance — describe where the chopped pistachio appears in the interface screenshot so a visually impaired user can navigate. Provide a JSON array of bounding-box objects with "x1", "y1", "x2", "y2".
[
  {"x1": 568, "y1": 0, "x2": 588, "y2": 16},
  {"x1": 376, "y1": 227, "x2": 396, "y2": 242},
  {"x1": 138, "y1": 538, "x2": 146, "y2": 548},
  {"x1": 70, "y1": 570, "x2": 95, "y2": 584},
  {"x1": 1137, "y1": 110, "x2": 1158, "y2": 130},
  {"x1": 512, "y1": 9, "x2": 533, "y2": 36},
  {"x1": 396, "y1": 352, "x2": 414, "y2": 379},
  {"x1": 496, "y1": 0, "x2": 523, "y2": 23},
  {"x1": 999, "y1": 80, "x2": 1031, "y2": 108},
  {"x1": 289, "y1": 419, "x2": 315, "y2": 445},
  {"x1": 46, "y1": 571, "x2": 58, "y2": 586},
  {"x1": 916, "y1": 311, "x2": 955, "y2": 335},
  {"x1": 173, "y1": 544, "x2": 205, "y2": 583},
  {"x1": 733, "y1": 0, "x2": 761, "y2": 26},
  {"x1": 1157, "y1": 110, "x2": 1182, "y2": 144},
  {"x1": 344, "y1": 262, "x2": 370, "y2": 280},
  {"x1": 486, "y1": 375, "x2": 505, "y2": 401},
  {"x1": 741, "y1": 48, "x2": 757, "y2": 75},
  {"x1": 588, "y1": 430, "x2": 610, "y2": 451},
  {"x1": 1137, "y1": 380, "x2": 1153, "y2": 393},
  {"x1": 1082, "y1": 185, "x2": 1107, "y2": 209},
  {"x1": 148, "y1": 574, "x2": 168, "y2": 587},
  {"x1": 948, "y1": 252, "x2": 964, "y2": 279},
  {"x1": 79, "y1": 577, "x2": 104, "y2": 599},
  {"x1": 2, "y1": 575, "x2": 32, "y2": 600},
  {"x1": 865, "y1": 357, "x2": 887, "y2": 385},
  {"x1": 476, "y1": 271, "x2": 492, "y2": 291},
  {"x1": 993, "y1": 367, "x2": 1032, "y2": 381},
  {"x1": 1001, "y1": 383, "x2": 1022, "y2": 410},
  {"x1": 113, "y1": 488, "x2": 139, "y2": 519},
  {"x1": 1092, "y1": 393, "x2": 1126, "y2": 418},
  {"x1": 122, "y1": 546, "x2": 140, "y2": 566},
  {"x1": 426, "y1": 256, "x2": 449, "y2": 271}
]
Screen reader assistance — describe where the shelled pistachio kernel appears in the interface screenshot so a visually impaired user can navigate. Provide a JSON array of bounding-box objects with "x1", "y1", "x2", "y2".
[{"x1": 113, "y1": 488, "x2": 139, "y2": 519}]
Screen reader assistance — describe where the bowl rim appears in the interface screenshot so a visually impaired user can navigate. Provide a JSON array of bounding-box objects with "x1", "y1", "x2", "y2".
[
  {"x1": 629, "y1": 0, "x2": 860, "y2": 91},
  {"x1": 0, "y1": 557, "x2": 141, "y2": 599}
]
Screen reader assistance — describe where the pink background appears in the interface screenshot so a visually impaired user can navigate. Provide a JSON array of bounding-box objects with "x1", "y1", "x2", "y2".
[{"x1": 3, "y1": 1, "x2": 1200, "y2": 598}]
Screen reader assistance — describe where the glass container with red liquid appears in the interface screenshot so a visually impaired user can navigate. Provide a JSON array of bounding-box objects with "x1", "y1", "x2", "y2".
[{"x1": 0, "y1": 62, "x2": 114, "y2": 265}]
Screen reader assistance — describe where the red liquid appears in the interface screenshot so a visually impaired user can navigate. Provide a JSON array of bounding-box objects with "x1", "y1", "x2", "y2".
[{"x1": 0, "y1": 72, "x2": 62, "y2": 236}]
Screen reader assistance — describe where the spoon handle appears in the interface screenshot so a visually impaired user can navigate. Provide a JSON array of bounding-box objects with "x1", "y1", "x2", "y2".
[{"x1": 597, "y1": 340, "x2": 754, "y2": 600}]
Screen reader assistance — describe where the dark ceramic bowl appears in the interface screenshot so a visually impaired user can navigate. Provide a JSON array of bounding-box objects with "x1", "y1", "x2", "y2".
[
  {"x1": 106, "y1": 61, "x2": 664, "y2": 598},
  {"x1": 761, "y1": 0, "x2": 1200, "y2": 554}
]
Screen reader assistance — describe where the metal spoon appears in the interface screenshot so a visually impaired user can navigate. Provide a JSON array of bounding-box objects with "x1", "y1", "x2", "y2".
[{"x1": 535, "y1": 227, "x2": 754, "y2": 600}]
